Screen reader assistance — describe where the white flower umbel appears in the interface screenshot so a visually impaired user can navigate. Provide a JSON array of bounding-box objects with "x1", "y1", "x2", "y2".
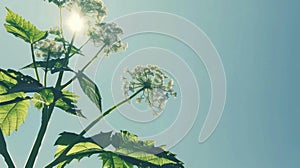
[
  {"x1": 88, "y1": 22, "x2": 127, "y2": 56},
  {"x1": 122, "y1": 65, "x2": 177, "y2": 115},
  {"x1": 34, "y1": 37, "x2": 64, "y2": 60}
]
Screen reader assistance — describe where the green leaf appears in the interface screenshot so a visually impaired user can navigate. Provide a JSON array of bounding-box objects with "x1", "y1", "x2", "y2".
[
  {"x1": 0, "y1": 91, "x2": 30, "y2": 135},
  {"x1": 0, "y1": 69, "x2": 40, "y2": 135},
  {"x1": 53, "y1": 131, "x2": 184, "y2": 167},
  {"x1": 4, "y1": 8, "x2": 48, "y2": 44},
  {"x1": 77, "y1": 71, "x2": 102, "y2": 112},
  {"x1": 0, "y1": 68, "x2": 43, "y2": 95},
  {"x1": 32, "y1": 88, "x2": 60, "y2": 111},
  {"x1": 21, "y1": 58, "x2": 67, "y2": 73},
  {"x1": 32, "y1": 93, "x2": 44, "y2": 110},
  {"x1": 101, "y1": 152, "x2": 133, "y2": 168},
  {"x1": 55, "y1": 132, "x2": 86, "y2": 146},
  {"x1": 54, "y1": 132, "x2": 103, "y2": 168},
  {"x1": 41, "y1": 88, "x2": 55, "y2": 105},
  {"x1": 55, "y1": 90, "x2": 85, "y2": 118},
  {"x1": 91, "y1": 131, "x2": 113, "y2": 148},
  {"x1": 111, "y1": 131, "x2": 184, "y2": 167}
]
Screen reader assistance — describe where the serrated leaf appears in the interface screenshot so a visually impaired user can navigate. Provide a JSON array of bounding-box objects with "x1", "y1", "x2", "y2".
[
  {"x1": 55, "y1": 90, "x2": 85, "y2": 118},
  {"x1": 54, "y1": 132, "x2": 103, "y2": 168},
  {"x1": 0, "y1": 68, "x2": 43, "y2": 95},
  {"x1": 101, "y1": 152, "x2": 133, "y2": 168},
  {"x1": 0, "y1": 91, "x2": 30, "y2": 135},
  {"x1": 111, "y1": 131, "x2": 184, "y2": 167},
  {"x1": 53, "y1": 131, "x2": 184, "y2": 167},
  {"x1": 0, "y1": 69, "x2": 40, "y2": 135},
  {"x1": 4, "y1": 8, "x2": 48, "y2": 44},
  {"x1": 77, "y1": 71, "x2": 102, "y2": 112}
]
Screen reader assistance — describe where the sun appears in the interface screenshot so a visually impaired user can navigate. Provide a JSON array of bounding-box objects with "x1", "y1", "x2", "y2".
[{"x1": 67, "y1": 11, "x2": 84, "y2": 32}]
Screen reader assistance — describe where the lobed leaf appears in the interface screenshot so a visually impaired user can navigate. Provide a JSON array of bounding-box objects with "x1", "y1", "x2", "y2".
[
  {"x1": 32, "y1": 88, "x2": 84, "y2": 117},
  {"x1": 54, "y1": 132, "x2": 103, "y2": 168},
  {"x1": 53, "y1": 131, "x2": 184, "y2": 167},
  {"x1": 55, "y1": 90, "x2": 85, "y2": 118},
  {"x1": 4, "y1": 8, "x2": 48, "y2": 44},
  {"x1": 111, "y1": 131, "x2": 184, "y2": 167},
  {"x1": 101, "y1": 152, "x2": 133, "y2": 168}
]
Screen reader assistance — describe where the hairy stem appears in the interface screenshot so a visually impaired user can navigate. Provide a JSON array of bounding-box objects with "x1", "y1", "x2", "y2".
[
  {"x1": 0, "y1": 129, "x2": 15, "y2": 168},
  {"x1": 45, "y1": 88, "x2": 144, "y2": 168},
  {"x1": 61, "y1": 44, "x2": 106, "y2": 89},
  {"x1": 30, "y1": 43, "x2": 40, "y2": 82}
]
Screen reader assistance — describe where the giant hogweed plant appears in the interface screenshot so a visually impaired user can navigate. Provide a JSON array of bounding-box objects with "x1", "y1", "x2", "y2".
[{"x1": 0, "y1": 0, "x2": 183, "y2": 168}]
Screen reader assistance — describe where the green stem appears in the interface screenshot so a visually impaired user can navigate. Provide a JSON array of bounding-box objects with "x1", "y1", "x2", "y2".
[
  {"x1": 56, "y1": 33, "x2": 76, "y2": 89},
  {"x1": 79, "y1": 38, "x2": 91, "y2": 50},
  {"x1": 69, "y1": 38, "x2": 91, "y2": 58},
  {"x1": 0, "y1": 129, "x2": 15, "y2": 168},
  {"x1": 25, "y1": 105, "x2": 55, "y2": 168},
  {"x1": 59, "y1": 7, "x2": 63, "y2": 37},
  {"x1": 44, "y1": 52, "x2": 51, "y2": 86},
  {"x1": 24, "y1": 7, "x2": 70, "y2": 168},
  {"x1": 61, "y1": 44, "x2": 106, "y2": 89},
  {"x1": 30, "y1": 43, "x2": 40, "y2": 82},
  {"x1": 25, "y1": 32, "x2": 76, "y2": 166},
  {"x1": 81, "y1": 44, "x2": 106, "y2": 72},
  {"x1": 45, "y1": 88, "x2": 144, "y2": 168}
]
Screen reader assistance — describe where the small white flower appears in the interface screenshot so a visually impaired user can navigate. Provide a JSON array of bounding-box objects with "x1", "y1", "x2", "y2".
[{"x1": 122, "y1": 65, "x2": 176, "y2": 114}]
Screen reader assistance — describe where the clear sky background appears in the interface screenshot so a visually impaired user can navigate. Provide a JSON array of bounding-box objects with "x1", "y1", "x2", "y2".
[{"x1": 0, "y1": 0, "x2": 299, "y2": 167}]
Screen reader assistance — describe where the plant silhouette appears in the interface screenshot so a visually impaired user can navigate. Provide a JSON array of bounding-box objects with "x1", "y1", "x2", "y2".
[{"x1": 0, "y1": 0, "x2": 184, "y2": 167}]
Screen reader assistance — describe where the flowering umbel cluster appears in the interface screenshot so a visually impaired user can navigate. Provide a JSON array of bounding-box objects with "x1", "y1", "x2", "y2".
[
  {"x1": 122, "y1": 65, "x2": 177, "y2": 114},
  {"x1": 76, "y1": 0, "x2": 106, "y2": 20},
  {"x1": 88, "y1": 22, "x2": 127, "y2": 55},
  {"x1": 48, "y1": 0, "x2": 126, "y2": 56},
  {"x1": 34, "y1": 28, "x2": 64, "y2": 60}
]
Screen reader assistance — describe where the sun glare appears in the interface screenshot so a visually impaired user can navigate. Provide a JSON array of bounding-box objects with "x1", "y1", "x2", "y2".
[{"x1": 67, "y1": 11, "x2": 84, "y2": 32}]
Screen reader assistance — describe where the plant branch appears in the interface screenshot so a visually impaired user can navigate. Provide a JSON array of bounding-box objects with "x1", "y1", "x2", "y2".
[
  {"x1": 25, "y1": 105, "x2": 55, "y2": 168},
  {"x1": 79, "y1": 38, "x2": 91, "y2": 50},
  {"x1": 25, "y1": 33, "x2": 77, "y2": 168},
  {"x1": 30, "y1": 43, "x2": 40, "y2": 82},
  {"x1": 81, "y1": 44, "x2": 106, "y2": 72},
  {"x1": 44, "y1": 52, "x2": 51, "y2": 86},
  {"x1": 61, "y1": 44, "x2": 106, "y2": 89},
  {"x1": 0, "y1": 129, "x2": 15, "y2": 168},
  {"x1": 56, "y1": 33, "x2": 76, "y2": 89},
  {"x1": 59, "y1": 7, "x2": 63, "y2": 37},
  {"x1": 45, "y1": 87, "x2": 144, "y2": 168}
]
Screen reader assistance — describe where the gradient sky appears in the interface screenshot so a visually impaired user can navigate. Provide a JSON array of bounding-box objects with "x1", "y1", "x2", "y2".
[{"x1": 0, "y1": 0, "x2": 299, "y2": 167}]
